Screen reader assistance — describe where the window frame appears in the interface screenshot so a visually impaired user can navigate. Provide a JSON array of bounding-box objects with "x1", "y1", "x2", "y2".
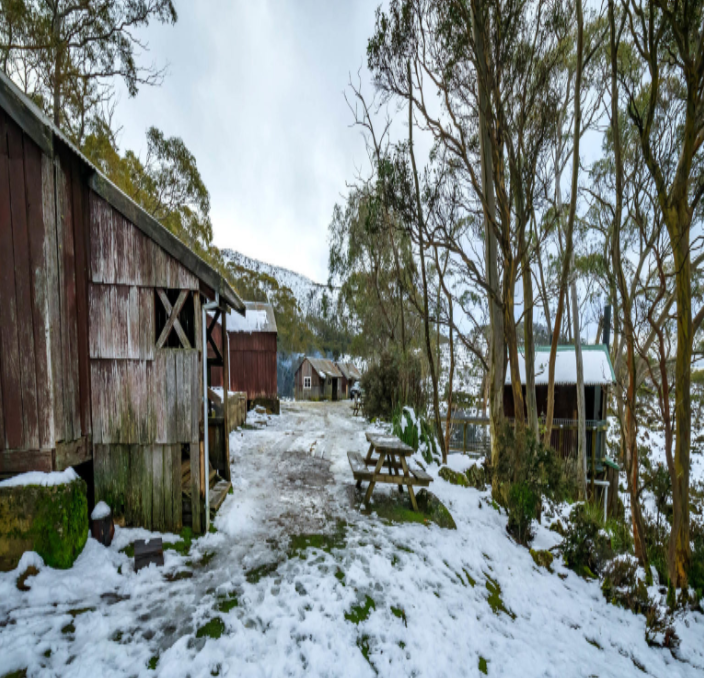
[{"x1": 303, "y1": 376, "x2": 311, "y2": 389}]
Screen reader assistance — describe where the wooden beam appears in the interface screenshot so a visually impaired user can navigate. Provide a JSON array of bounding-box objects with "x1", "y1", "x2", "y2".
[
  {"x1": 0, "y1": 71, "x2": 53, "y2": 156},
  {"x1": 155, "y1": 289, "x2": 190, "y2": 349},
  {"x1": 55, "y1": 436, "x2": 92, "y2": 471},
  {"x1": 222, "y1": 310, "x2": 231, "y2": 482},
  {"x1": 206, "y1": 312, "x2": 223, "y2": 364}
]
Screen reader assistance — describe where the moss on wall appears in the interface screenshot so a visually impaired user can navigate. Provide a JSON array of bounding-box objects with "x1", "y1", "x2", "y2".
[{"x1": 0, "y1": 479, "x2": 88, "y2": 571}]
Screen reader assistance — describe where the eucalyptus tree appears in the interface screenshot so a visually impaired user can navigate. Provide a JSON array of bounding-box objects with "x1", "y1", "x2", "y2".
[
  {"x1": 614, "y1": 0, "x2": 704, "y2": 587},
  {"x1": 367, "y1": 0, "x2": 571, "y2": 491},
  {"x1": 0, "y1": 0, "x2": 177, "y2": 141}
]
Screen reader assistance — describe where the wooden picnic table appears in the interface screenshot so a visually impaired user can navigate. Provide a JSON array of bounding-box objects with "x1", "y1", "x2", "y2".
[{"x1": 347, "y1": 431, "x2": 432, "y2": 511}]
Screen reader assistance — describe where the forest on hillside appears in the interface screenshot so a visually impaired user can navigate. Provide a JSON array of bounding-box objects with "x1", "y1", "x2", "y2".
[{"x1": 326, "y1": 0, "x2": 704, "y2": 613}]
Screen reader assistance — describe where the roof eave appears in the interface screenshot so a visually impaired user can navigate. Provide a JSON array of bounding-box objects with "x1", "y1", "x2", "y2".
[
  {"x1": 90, "y1": 175, "x2": 245, "y2": 313},
  {"x1": 0, "y1": 70, "x2": 245, "y2": 314}
]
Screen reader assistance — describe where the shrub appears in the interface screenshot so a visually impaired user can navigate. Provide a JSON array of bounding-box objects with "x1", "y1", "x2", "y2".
[
  {"x1": 361, "y1": 350, "x2": 400, "y2": 421},
  {"x1": 392, "y1": 405, "x2": 440, "y2": 465},
  {"x1": 494, "y1": 423, "x2": 567, "y2": 545},
  {"x1": 560, "y1": 503, "x2": 614, "y2": 578}
]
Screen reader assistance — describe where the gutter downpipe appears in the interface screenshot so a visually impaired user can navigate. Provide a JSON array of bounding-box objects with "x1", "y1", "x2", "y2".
[{"x1": 202, "y1": 292, "x2": 220, "y2": 533}]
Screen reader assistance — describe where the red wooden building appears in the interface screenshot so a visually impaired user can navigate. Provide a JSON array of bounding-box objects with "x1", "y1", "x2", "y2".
[
  {"x1": 0, "y1": 70, "x2": 244, "y2": 534},
  {"x1": 208, "y1": 302, "x2": 279, "y2": 412}
]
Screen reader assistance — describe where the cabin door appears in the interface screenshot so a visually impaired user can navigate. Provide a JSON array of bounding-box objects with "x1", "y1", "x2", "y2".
[{"x1": 332, "y1": 378, "x2": 338, "y2": 401}]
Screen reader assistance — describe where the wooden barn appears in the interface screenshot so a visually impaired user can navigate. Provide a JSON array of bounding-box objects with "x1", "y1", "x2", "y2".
[
  {"x1": 336, "y1": 362, "x2": 362, "y2": 399},
  {"x1": 294, "y1": 358, "x2": 343, "y2": 401},
  {"x1": 208, "y1": 301, "x2": 279, "y2": 413},
  {"x1": 0, "y1": 70, "x2": 245, "y2": 534},
  {"x1": 503, "y1": 345, "x2": 615, "y2": 460}
]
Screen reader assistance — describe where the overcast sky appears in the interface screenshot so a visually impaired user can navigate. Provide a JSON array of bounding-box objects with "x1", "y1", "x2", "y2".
[{"x1": 115, "y1": 1, "x2": 382, "y2": 284}]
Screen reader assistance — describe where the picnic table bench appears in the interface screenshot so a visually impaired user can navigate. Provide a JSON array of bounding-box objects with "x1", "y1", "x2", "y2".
[{"x1": 348, "y1": 431, "x2": 432, "y2": 511}]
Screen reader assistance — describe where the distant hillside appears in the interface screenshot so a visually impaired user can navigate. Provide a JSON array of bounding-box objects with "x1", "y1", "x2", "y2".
[
  {"x1": 220, "y1": 249, "x2": 351, "y2": 396},
  {"x1": 221, "y1": 249, "x2": 336, "y2": 318}
]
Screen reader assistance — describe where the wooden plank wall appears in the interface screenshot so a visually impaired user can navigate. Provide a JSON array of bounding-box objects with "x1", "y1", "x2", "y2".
[
  {"x1": 89, "y1": 193, "x2": 199, "y2": 290},
  {"x1": 294, "y1": 359, "x2": 325, "y2": 400},
  {"x1": 88, "y1": 193, "x2": 202, "y2": 529},
  {"x1": 93, "y1": 443, "x2": 182, "y2": 531},
  {"x1": 0, "y1": 111, "x2": 88, "y2": 473}
]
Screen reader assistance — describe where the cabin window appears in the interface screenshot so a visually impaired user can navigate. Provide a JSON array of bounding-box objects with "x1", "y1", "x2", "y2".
[
  {"x1": 304, "y1": 376, "x2": 311, "y2": 389},
  {"x1": 155, "y1": 288, "x2": 196, "y2": 349}
]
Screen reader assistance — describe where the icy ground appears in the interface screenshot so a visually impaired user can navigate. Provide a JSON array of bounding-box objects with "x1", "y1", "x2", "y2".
[{"x1": 1, "y1": 402, "x2": 703, "y2": 678}]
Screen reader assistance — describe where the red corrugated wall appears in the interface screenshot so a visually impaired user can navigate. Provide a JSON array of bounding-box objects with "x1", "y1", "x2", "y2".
[{"x1": 208, "y1": 323, "x2": 277, "y2": 400}]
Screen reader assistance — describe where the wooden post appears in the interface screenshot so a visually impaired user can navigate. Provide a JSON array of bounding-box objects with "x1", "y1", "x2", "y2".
[
  {"x1": 190, "y1": 441, "x2": 202, "y2": 534},
  {"x1": 590, "y1": 426, "x2": 597, "y2": 501},
  {"x1": 463, "y1": 422, "x2": 467, "y2": 454},
  {"x1": 222, "y1": 307, "x2": 231, "y2": 482}
]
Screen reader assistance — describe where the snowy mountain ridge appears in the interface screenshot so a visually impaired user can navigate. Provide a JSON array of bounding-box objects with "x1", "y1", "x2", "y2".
[{"x1": 222, "y1": 248, "x2": 336, "y2": 316}]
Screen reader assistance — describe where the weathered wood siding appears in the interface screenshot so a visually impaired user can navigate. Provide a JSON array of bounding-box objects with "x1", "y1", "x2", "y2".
[
  {"x1": 87, "y1": 196, "x2": 202, "y2": 529},
  {"x1": 93, "y1": 443, "x2": 182, "y2": 532},
  {"x1": 294, "y1": 359, "x2": 326, "y2": 400},
  {"x1": 0, "y1": 111, "x2": 90, "y2": 473}
]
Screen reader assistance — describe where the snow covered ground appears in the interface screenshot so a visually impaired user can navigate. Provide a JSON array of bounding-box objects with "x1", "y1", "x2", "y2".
[{"x1": 1, "y1": 402, "x2": 702, "y2": 677}]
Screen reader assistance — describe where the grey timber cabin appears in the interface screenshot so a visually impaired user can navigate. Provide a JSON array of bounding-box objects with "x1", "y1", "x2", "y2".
[
  {"x1": 0, "y1": 70, "x2": 245, "y2": 534},
  {"x1": 294, "y1": 358, "x2": 344, "y2": 401}
]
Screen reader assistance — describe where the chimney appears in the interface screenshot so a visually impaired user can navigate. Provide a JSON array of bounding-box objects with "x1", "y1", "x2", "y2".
[{"x1": 603, "y1": 304, "x2": 611, "y2": 348}]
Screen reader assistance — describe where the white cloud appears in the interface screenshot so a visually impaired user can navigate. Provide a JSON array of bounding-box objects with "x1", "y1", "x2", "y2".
[{"x1": 114, "y1": 0, "x2": 381, "y2": 283}]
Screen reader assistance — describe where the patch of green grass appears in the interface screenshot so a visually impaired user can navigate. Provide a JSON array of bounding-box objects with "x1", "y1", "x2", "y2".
[
  {"x1": 484, "y1": 574, "x2": 516, "y2": 620},
  {"x1": 463, "y1": 569, "x2": 477, "y2": 587},
  {"x1": 357, "y1": 635, "x2": 377, "y2": 674},
  {"x1": 68, "y1": 607, "x2": 94, "y2": 617},
  {"x1": 228, "y1": 486, "x2": 234, "y2": 495},
  {"x1": 395, "y1": 544, "x2": 414, "y2": 554},
  {"x1": 61, "y1": 622, "x2": 74, "y2": 635},
  {"x1": 217, "y1": 593, "x2": 239, "y2": 613},
  {"x1": 345, "y1": 595, "x2": 376, "y2": 624},
  {"x1": 245, "y1": 562, "x2": 280, "y2": 584},
  {"x1": 390, "y1": 606, "x2": 407, "y2": 627},
  {"x1": 165, "y1": 570, "x2": 193, "y2": 582},
  {"x1": 586, "y1": 637, "x2": 602, "y2": 650},
  {"x1": 334, "y1": 568, "x2": 345, "y2": 585},
  {"x1": 43, "y1": 649, "x2": 51, "y2": 658},
  {"x1": 398, "y1": 641, "x2": 406, "y2": 650},
  {"x1": 147, "y1": 655, "x2": 158, "y2": 670},
  {"x1": 209, "y1": 524, "x2": 218, "y2": 534},
  {"x1": 365, "y1": 495, "x2": 429, "y2": 527},
  {"x1": 288, "y1": 522, "x2": 347, "y2": 559},
  {"x1": 478, "y1": 656, "x2": 488, "y2": 674},
  {"x1": 110, "y1": 631, "x2": 123, "y2": 642},
  {"x1": 119, "y1": 544, "x2": 134, "y2": 558},
  {"x1": 199, "y1": 551, "x2": 215, "y2": 567},
  {"x1": 196, "y1": 617, "x2": 226, "y2": 640},
  {"x1": 1, "y1": 670, "x2": 27, "y2": 678},
  {"x1": 163, "y1": 527, "x2": 194, "y2": 556}
]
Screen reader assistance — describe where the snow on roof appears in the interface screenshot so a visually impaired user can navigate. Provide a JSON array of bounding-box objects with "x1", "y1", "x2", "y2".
[
  {"x1": 505, "y1": 345, "x2": 615, "y2": 386},
  {"x1": 212, "y1": 301, "x2": 277, "y2": 334}
]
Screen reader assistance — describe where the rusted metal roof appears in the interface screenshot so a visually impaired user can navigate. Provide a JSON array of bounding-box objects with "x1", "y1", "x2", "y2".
[
  {"x1": 0, "y1": 69, "x2": 244, "y2": 313},
  {"x1": 336, "y1": 362, "x2": 362, "y2": 381},
  {"x1": 305, "y1": 358, "x2": 343, "y2": 379}
]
